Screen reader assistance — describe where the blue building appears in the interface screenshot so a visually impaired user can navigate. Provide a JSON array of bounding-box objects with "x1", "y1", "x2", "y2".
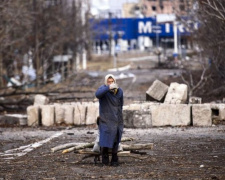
[{"x1": 91, "y1": 17, "x2": 194, "y2": 54}]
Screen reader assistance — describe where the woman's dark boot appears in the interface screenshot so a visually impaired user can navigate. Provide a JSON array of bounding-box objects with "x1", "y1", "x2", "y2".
[
  {"x1": 111, "y1": 143, "x2": 119, "y2": 166},
  {"x1": 101, "y1": 147, "x2": 109, "y2": 165},
  {"x1": 111, "y1": 153, "x2": 119, "y2": 166}
]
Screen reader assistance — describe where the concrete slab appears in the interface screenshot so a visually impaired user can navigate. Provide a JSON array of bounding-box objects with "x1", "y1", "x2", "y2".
[
  {"x1": 27, "y1": 106, "x2": 40, "y2": 126},
  {"x1": 151, "y1": 104, "x2": 191, "y2": 126},
  {"x1": 41, "y1": 105, "x2": 55, "y2": 126},
  {"x1": 64, "y1": 105, "x2": 74, "y2": 125}
]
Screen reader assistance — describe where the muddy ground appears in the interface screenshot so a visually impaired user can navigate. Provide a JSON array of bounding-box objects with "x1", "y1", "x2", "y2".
[
  {"x1": 0, "y1": 56, "x2": 225, "y2": 180},
  {"x1": 0, "y1": 125, "x2": 225, "y2": 180}
]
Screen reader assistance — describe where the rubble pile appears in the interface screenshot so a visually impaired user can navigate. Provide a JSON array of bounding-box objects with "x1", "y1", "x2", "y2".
[{"x1": 123, "y1": 80, "x2": 225, "y2": 128}]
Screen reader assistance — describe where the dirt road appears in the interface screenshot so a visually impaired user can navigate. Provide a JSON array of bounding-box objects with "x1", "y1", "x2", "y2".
[{"x1": 0, "y1": 125, "x2": 225, "y2": 180}]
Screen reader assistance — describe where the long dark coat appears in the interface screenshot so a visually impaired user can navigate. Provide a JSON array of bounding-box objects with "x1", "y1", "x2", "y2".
[{"x1": 95, "y1": 85, "x2": 124, "y2": 148}]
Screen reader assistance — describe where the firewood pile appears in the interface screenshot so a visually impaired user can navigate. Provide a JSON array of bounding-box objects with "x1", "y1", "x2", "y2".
[{"x1": 51, "y1": 137, "x2": 153, "y2": 164}]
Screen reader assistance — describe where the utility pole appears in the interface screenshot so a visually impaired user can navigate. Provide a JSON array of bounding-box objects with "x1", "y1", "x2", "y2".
[
  {"x1": 173, "y1": 20, "x2": 178, "y2": 61},
  {"x1": 108, "y1": 12, "x2": 112, "y2": 57}
]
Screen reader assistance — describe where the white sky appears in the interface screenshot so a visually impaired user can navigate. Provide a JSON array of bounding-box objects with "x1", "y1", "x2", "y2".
[{"x1": 90, "y1": 0, "x2": 139, "y2": 15}]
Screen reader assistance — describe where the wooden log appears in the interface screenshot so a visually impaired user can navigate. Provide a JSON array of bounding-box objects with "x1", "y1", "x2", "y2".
[
  {"x1": 74, "y1": 150, "x2": 149, "y2": 160},
  {"x1": 121, "y1": 137, "x2": 134, "y2": 142},
  {"x1": 75, "y1": 150, "x2": 130, "y2": 155},
  {"x1": 51, "y1": 143, "x2": 93, "y2": 153},
  {"x1": 62, "y1": 143, "x2": 94, "y2": 154},
  {"x1": 122, "y1": 143, "x2": 153, "y2": 150}
]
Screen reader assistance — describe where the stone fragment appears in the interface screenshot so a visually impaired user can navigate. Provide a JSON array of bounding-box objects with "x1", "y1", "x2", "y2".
[
  {"x1": 41, "y1": 105, "x2": 55, "y2": 126},
  {"x1": 164, "y1": 82, "x2": 188, "y2": 104},
  {"x1": 189, "y1": 97, "x2": 202, "y2": 104},
  {"x1": 34, "y1": 94, "x2": 49, "y2": 105},
  {"x1": 146, "y1": 80, "x2": 169, "y2": 102},
  {"x1": 192, "y1": 104, "x2": 212, "y2": 126},
  {"x1": 27, "y1": 106, "x2": 40, "y2": 126}
]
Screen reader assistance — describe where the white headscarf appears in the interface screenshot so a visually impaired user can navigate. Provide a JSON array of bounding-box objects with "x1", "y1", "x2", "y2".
[{"x1": 104, "y1": 74, "x2": 116, "y2": 85}]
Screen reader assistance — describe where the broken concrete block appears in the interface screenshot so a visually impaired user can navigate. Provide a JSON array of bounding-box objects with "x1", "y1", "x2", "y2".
[
  {"x1": 41, "y1": 105, "x2": 55, "y2": 126},
  {"x1": 86, "y1": 102, "x2": 98, "y2": 125},
  {"x1": 64, "y1": 105, "x2": 74, "y2": 125},
  {"x1": 146, "y1": 80, "x2": 169, "y2": 102},
  {"x1": 189, "y1": 97, "x2": 202, "y2": 104},
  {"x1": 123, "y1": 109, "x2": 135, "y2": 128},
  {"x1": 54, "y1": 104, "x2": 65, "y2": 124},
  {"x1": 151, "y1": 104, "x2": 191, "y2": 126},
  {"x1": 210, "y1": 104, "x2": 225, "y2": 121},
  {"x1": 164, "y1": 82, "x2": 188, "y2": 104},
  {"x1": 27, "y1": 106, "x2": 40, "y2": 126},
  {"x1": 74, "y1": 102, "x2": 86, "y2": 125},
  {"x1": 123, "y1": 104, "x2": 143, "y2": 128},
  {"x1": 123, "y1": 103, "x2": 158, "y2": 128},
  {"x1": 34, "y1": 94, "x2": 49, "y2": 105},
  {"x1": 133, "y1": 109, "x2": 152, "y2": 128},
  {"x1": 192, "y1": 104, "x2": 212, "y2": 126}
]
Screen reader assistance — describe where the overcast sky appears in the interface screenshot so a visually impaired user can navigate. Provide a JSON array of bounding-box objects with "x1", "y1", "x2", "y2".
[{"x1": 90, "y1": 0, "x2": 139, "y2": 15}]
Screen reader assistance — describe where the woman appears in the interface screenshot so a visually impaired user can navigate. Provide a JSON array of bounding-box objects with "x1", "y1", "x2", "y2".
[{"x1": 95, "y1": 74, "x2": 124, "y2": 166}]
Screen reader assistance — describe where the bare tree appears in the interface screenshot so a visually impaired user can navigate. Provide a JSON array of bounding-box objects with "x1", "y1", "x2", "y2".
[
  {"x1": 197, "y1": 0, "x2": 225, "y2": 78},
  {"x1": 173, "y1": 0, "x2": 225, "y2": 99},
  {"x1": 0, "y1": 0, "x2": 91, "y2": 88},
  {"x1": 0, "y1": 0, "x2": 33, "y2": 87}
]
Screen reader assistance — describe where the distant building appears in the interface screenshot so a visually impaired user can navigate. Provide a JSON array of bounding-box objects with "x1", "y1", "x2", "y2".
[{"x1": 139, "y1": 0, "x2": 193, "y2": 17}]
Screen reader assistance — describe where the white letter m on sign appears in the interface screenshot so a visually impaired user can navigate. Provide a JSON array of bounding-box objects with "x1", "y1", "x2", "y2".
[{"x1": 138, "y1": 21, "x2": 152, "y2": 33}]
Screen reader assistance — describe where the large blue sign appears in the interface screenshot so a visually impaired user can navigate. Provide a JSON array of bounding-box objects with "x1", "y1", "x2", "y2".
[{"x1": 90, "y1": 17, "x2": 191, "y2": 40}]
